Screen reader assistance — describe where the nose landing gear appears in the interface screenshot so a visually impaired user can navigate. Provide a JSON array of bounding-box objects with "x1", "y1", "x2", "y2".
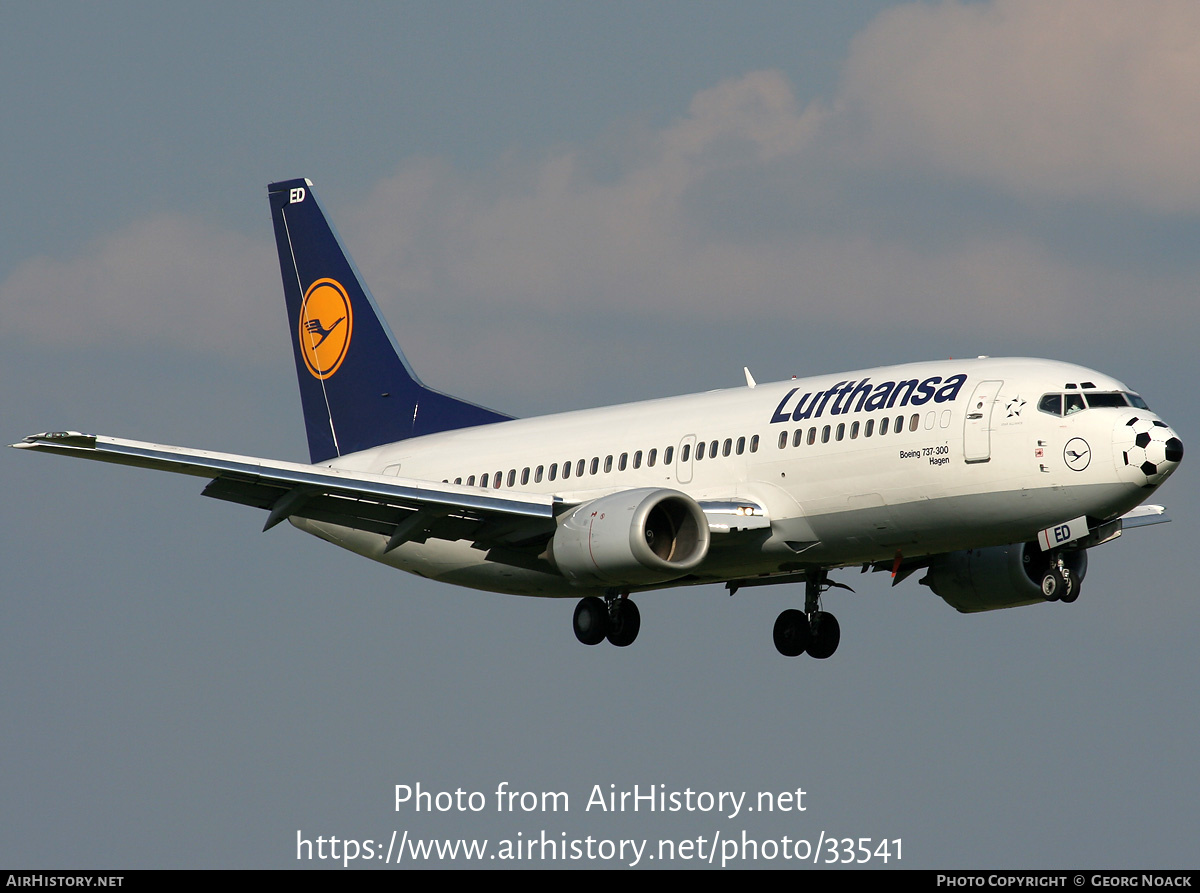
[{"x1": 1038, "y1": 553, "x2": 1080, "y2": 604}]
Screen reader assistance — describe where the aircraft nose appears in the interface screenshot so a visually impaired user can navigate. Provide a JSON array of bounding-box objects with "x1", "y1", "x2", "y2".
[{"x1": 1112, "y1": 413, "x2": 1183, "y2": 487}]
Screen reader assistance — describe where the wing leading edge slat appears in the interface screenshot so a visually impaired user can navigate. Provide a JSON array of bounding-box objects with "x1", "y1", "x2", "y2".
[{"x1": 14, "y1": 432, "x2": 559, "y2": 545}]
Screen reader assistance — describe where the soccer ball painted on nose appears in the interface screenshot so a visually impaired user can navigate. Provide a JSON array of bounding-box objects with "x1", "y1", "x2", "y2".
[{"x1": 1116, "y1": 416, "x2": 1183, "y2": 486}]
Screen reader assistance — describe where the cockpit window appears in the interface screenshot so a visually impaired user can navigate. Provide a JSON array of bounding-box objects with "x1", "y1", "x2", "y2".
[
  {"x1": 1038, "y1": 394, "x2": 1062, "y2": 416},
  {"x1": 1084, "y1": 392, "x2": 1127, "y2": 409},
  {"x1": 1040, "y1": 390, "x2": 1150, "y2": 416}
]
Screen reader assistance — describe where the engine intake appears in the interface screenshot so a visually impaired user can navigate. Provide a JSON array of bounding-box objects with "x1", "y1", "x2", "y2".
[{"x1": 549, "y1": 488, "x2": 710, "y2": 587}]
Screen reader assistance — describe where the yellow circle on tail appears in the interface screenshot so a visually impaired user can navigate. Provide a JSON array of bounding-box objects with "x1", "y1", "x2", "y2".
[{"x1": 298, "y1": 278, "x2": 353, "y2": 379}]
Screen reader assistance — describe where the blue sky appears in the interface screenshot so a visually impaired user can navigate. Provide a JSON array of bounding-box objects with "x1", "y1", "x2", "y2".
[{"x1": 3, "y1": 1, "x2": 1197, "y2": 868}]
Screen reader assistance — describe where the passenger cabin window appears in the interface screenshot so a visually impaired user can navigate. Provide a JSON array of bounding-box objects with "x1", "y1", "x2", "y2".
[
  {"x1": 750, "y1": 435, "x2": 759, "y2": 452},
  {"x1": 696, "y1": 443, "x2": 705, "y2": 461},
  {"x1": 821, "y1": 425, "x2": 831, "y2": 443},
  {"x1": 850, "y1": 421, "x2": 859, "y2": 439},
  {"x1": 576, "y1": 459, "x2": 585, "y2": 477},
  {"x1": 664, "y1": 446, "x2": 674, "y2": 464},
  {"x1": 589, "y1": 457, "x2": 599, "y2": 475},
  {"x1": 507, "y1": 469, "x2": 516, "y2": 487},
  {"x1": 604, "y1": 455, "x2": 613, "y2": 473},
  {"x1": 909, "y1": 414, "x2": 919, "y2": 432},
  {"x1": 778, "y1": 431, "x2": 788, "y2": 449},
  {"x1": 648, "y1": 449, "x2": 657, "y2": 467},
  {"x1": 836, "y1": 423, "x2": 845, "y2": 441},
  {"x1": 736, "y1": 436, "x2": 745, "y2": 455},
  {"x1": 793, "y1": 429, "x2": 804, "y2": 447},
  {"x1": 807, "y1": 427, "x2": 816, "y2": 445},
  {"x1": 633, "y1": 451, "x2": 642, "y2": 469},
  {"x1": 549, "y1": 463, "x2": 558, "y2": 481},
  {"x1": 619, "y1": 453, "x2": 628, "y2": 471},
  {"x1": 681, "y1": 444, "x2": 691, "y2": 462},
  {"x1": 865, "y1": 419, "x2": 874, "y2": 437},
  {"x1": 535, "y1": 466, "x2": 544, "y2": 483}
]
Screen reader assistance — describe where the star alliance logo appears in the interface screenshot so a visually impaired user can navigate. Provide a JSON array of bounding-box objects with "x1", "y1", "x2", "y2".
[{"x1": 1006, "y1": 397, "x2": 1026, "y2": 418}]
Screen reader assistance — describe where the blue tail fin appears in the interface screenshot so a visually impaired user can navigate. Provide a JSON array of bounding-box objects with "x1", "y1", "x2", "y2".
[{"x1": 268, "y1": 179, "x2": 511, "y2": 463}]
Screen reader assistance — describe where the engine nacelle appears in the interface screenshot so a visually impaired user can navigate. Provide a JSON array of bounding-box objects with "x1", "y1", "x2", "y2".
[
  {"x1": 548, "y1": 488, "x2": 711, "y2": 588},
  {"x1": 922, "y1": 542, "x2": 1088, "y2": 613}
]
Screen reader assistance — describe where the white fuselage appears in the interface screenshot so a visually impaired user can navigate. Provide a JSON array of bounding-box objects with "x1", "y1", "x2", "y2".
[{"x1": 291, "y1": 357, "x2": 1176, "y2": 597}]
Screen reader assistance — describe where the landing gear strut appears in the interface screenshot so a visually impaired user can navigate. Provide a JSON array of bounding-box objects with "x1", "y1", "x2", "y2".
[
  {"x1": 773, "y1": 570, "x2": 844, "y2": 659},
  {"x1": 573, "y1": 593, "x2": 641, "y2": 647},
  {"x1": 606, "y1": 597, "x2": 640, "y2": 647}
]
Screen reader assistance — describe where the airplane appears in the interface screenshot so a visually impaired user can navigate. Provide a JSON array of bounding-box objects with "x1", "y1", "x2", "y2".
[{"x1": 14, "y1": 178, "x2": 1184, "y2": 659}]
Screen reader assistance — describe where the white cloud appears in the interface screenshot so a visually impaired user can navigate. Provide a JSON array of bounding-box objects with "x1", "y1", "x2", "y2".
[
  {"x1": 837, "y1": 0, "x2": 1200, "y2": 211},
  {"x1": 343, "y1": 69, "x2": 1149, "y2": 342},
  {"x1": 6, "y1": 5, "x2": 1198, "y2": 373},
  {"x1": 0, "y1": 215, "x2": 276, "y2": 355}
]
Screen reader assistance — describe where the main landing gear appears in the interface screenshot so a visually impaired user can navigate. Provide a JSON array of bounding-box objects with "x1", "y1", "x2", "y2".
[
  {"x1": 773, "y1": 570, "x2": 844, "y2": 659},
  {"x1": 573, "y1": 593, "x2": 641, "y2": 647}
]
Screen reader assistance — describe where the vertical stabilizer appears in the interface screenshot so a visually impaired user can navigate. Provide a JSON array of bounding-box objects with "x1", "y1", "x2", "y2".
[{"x1": 268, "y1": 179, "x2": 511, "y2": 463}]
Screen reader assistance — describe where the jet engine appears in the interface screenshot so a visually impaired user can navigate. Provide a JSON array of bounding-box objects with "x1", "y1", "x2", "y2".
[
  {"x1": 548, "y1": 488, "x2": 710, "y2": 587},
  {"x1": 921, "y1": 542, "x2": 1088, "y2": 613}
]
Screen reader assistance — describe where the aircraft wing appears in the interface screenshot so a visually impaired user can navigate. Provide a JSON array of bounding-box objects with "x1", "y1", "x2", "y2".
[
  {"x1": 13, "y1": 431, "x2": 560, "y2": 552},
  {"x1": 1117, "y1": 504, "x2": 1169, "y2": 528}
]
